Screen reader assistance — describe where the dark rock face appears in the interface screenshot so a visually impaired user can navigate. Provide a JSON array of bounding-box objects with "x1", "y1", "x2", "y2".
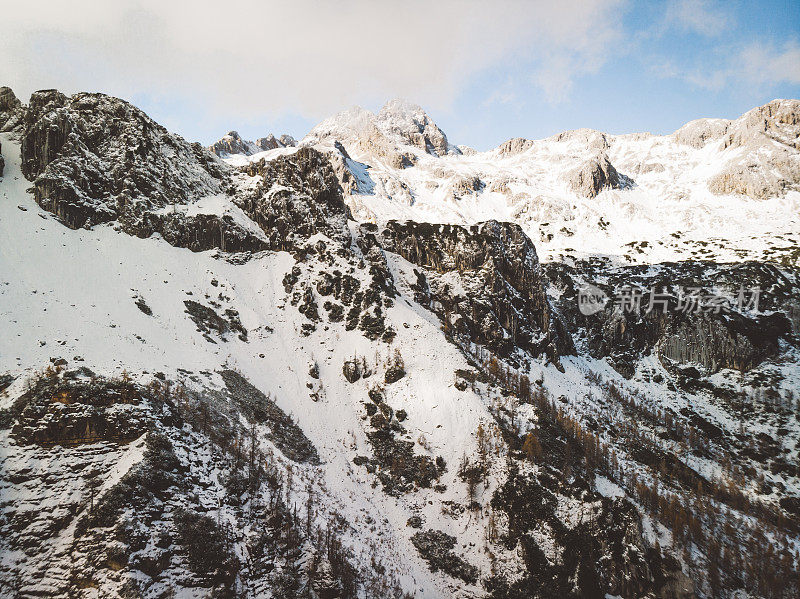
[
  {"x1": 342, "y1": 359, "x2": 361, "y2": 383},
  {"x1": 410, "y1": 530, "x2": 478, "y2": 584},
  {"x1": 360, "y1": 397, "x2": 446, "y2": 495},
  {"x1": 0, "y1": 139, "x2": 4, "y2": 178},
  {"x1": 657, "y1": 311, "x2": 788, "y2": 371},
  {"x1": 183, "y1": 300, "x2": 248, "y2": 343},
  {"x1": 236, "y1": 147, "x2": 351, "y2": 251},
  {"x1": 488, "y1": 466, "x2": 693, "y2": 599},
  {"x1": 254, "y1": 134, "x2": 281, "y2": 151},
  {"x1": 361, "y1": 220, "x2": 574, "y2": 363},
  {"x1": 544, "y1": 259, "x2": 797, "y2": 376},
  {"x1": 20, "y1": 90, "x2": 227, "y2": 229},
  {"x1": 14, "y1": 89, "x2": 336, "y2": 254},
  {"x1": 128, "y1": 210, "x2": 268, "y2": 253},
  {"x1": 384, "y1": 365, "x2": 405, "y2": 384},
  {"x1": 9, "y1": 375, "x2": 149, "y2": 447}
]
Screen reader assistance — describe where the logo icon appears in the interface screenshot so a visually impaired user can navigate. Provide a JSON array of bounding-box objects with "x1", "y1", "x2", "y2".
[{"x1": 578, "y1": 283, "x2": 608, "y2": 315}]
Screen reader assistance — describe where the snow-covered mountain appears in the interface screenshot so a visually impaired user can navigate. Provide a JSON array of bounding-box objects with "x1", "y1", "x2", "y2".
[
  {"x1": 0, "y1": 87, "x2": 798, "y2": 599},
  {"x1": 260, "y1": 98, "x2": 799, "y2": 267}
]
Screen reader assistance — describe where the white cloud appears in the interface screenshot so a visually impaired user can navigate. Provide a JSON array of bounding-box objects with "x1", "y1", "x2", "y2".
[
  {"x1": 653, "y1": 39, "x2": 800, "y2": 92},
  {"x1": 0, "y1": 0, "x2": 625, "y2": 121},
  {"x1": 665, "y1": 0, "x2": 730, "y2": 37},
  {"x1": 739, "y1": 40, "x2": 800, "y2": 87}
]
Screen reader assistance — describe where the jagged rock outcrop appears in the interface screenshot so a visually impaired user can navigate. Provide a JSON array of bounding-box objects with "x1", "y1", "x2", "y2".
[
  {"x1": 255, "y1": 133, "x2": 296, "y2": 151},
  {"x1": 657, "y1": 311, "x2": 789, "y2": 372},
  {"x1": 20, "y1": 90, "x2": 227, "y2": 229},
  {"x1": 320, "y1": 141, "x2": 376, "y2": 197},
  {"x1": 564, "y1": 153, "x2": 624, "y2": 198},
  {"x1": 552, "y1": 128, "x2": 610, "y2": 151},
  {"x1": 0, "y1": 86, "x2": 23, "y2": 133},
  {"x1": 707, "y1": 153, "x2": 800, "y2": 199},
  {"x1": 360, "y1": 220, "x2": 574, "y2": 363},
  {"x1": 236, "y1": 146, "x2": 351, "y2": 250},
  {"x1": 496, "y1": 137, "x2": 534, "y2": 156},
  {"x1": 723, "y1": 99, "x2": 800, "y2": 150},
  {"x1": 0, "y1": 139, "x2": 4, "y2": 178},
  {"x1": 449, "y1": 174, "x2": 484, "y2": 199},
  {"x1": 301, "y1": 100, "x2": 458, "y2": 168},
  {"x1": 590, "y1": 302, "x2": 789, "y2": 376},
  {"x1": 9, "y1": 89, "x2": 357, "y2": 255},
  {"x1": 487, "y1": 465, "x2": 693, "y2": 599},
  {"x1": 209, "y1": 131, "x2": 296, "y2": 157},
  {"x1": 128, "y1": 210, "x2": 268, "y2": 253},
  {"x1": 10, "y1": 374, "x2": 149, "y2": 447},
  {"x1": 302, "y1": 106, "x2": 419, "y2": 168}
]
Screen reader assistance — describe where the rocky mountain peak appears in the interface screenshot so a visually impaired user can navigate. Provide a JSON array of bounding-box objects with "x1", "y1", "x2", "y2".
[
  {"x1": 235, "y1": 146, "x2": 352, "y2": 251},
  {"x1": 727, "y1": 98, "x2": 800, "y2": 149},
  {"x1": 209, "y1": 130, "x2": 255, "y2": 157},
  {"x1": 702, "y1": 99, "x2": 800, "y2": 198},
  {"x1": 209, "y1": 130, "x2": 296, "y2": 157},
  {"x1": 255, "y1": 133, "x2": 297, "y2": 152},
  {"x1": 302, "y1": 100, "x2": 458, "y2": 165},
  {"x1": 673, "y1": 99, "x2": 800, "y2": 152},
  {"x1": 563, "y1": 153, "x2": 624, "y2": 198},
  {"x1": 376, "y1": 98, "x2": 457, "y2": 157}
]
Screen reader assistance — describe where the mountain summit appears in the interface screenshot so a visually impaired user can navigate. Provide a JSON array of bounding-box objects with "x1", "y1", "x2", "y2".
[{"x1": 301, "y1": 98, "x2": 459, "y2": 168}]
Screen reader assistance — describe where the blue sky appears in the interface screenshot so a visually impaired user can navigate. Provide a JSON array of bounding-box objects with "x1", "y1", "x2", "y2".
[
  {"x1": 2, "y1": 1, "x2": 799, "y2": 150},
  {"x1": 436, "y1": 0, "x2": 800, "y2": 148}
]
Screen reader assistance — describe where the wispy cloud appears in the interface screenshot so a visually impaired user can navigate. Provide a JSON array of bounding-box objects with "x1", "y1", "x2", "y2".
[
  {"x1": 650, "y1": 38, "x2": 800, "y2": 91},
  {"x1": 739, "y1": 40, "x2": 800, "y2": 86},
  {"x1": 664, "y1": 0, "x2": 731, "y2": 37}
]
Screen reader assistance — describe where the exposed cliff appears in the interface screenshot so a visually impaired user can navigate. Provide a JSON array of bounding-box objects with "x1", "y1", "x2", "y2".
[
  {"x1": 20, "y1": 90, "x2": 227, "y2": 229},
  {"x1": 361, "y1": 220, "x2": 574, "y2": 364},
  {"x1": 544, "y1": 259, "x2": 797, "y2": 377},
  {"x1": 236, "y1": 146, "x2": 352, "y2": 251}
]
